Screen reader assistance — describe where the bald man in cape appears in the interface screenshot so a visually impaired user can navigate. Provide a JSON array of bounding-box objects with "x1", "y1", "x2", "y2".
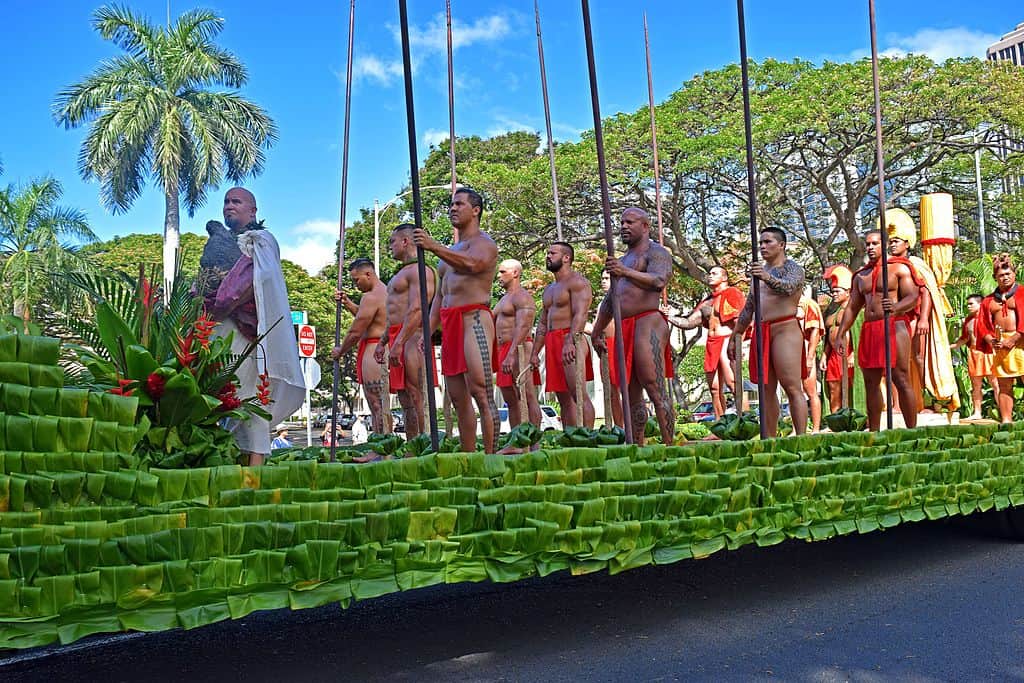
[{"x1": 883, "y1": 209, "x2": 960, "y2": 415}]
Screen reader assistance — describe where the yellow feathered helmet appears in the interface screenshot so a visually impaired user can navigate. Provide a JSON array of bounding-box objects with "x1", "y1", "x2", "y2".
[
  {"x1": 877, "y1": 208, "x2": 916, "y2": 249},
  {"x1": 824, "y1": 264, "x2": 853, "y2": 291}
]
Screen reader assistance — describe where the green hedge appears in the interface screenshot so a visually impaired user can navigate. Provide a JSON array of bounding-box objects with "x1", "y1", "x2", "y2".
[{"x1": 2, "y1": 421, "x2": 1023, "y2": 649}]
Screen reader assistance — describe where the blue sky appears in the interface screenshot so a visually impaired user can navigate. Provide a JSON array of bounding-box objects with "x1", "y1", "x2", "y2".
[{"x1": 1, "y1": 1, "x2": 1019, "y2": 273}]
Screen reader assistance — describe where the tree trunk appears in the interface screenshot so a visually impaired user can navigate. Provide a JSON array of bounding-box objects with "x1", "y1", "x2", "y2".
[{"x1": 163, "y1": 183, "x2": 180, "y2": 296}]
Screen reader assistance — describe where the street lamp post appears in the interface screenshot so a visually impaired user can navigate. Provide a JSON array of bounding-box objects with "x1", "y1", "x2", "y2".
[{"x1": 372, "y1": 184, "x2": 458, "y2": 272}]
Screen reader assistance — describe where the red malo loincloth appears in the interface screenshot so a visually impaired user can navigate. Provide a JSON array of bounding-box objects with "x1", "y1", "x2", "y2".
[
  {"x1": 605, "y1": 334, "x2": 618, "y2": 387},
  {"x1": 545, "y1": 328, "x2": 594, "y2": 393},
  {"x1": 440, "y1": 303, "x2": 492, "y2": 377},
  {"x1": 704, "y1": 335, "x2": 728, "y2": 374},
  {"x1": 608, "y1": 310, "x2": 674, "y2": 388},
  {"x1": 356, "y1": 336, "x2": 381, "y2": 384},
  {"x1": 825, "y1": 346, "x2": 854, "y2": 383},
  {"x1": 496, "y1": 339, "x2": 541, "y2": 388},
  {"x1": 748, "y1": 315, "x2": 807, "y2": 383},
  {"x1": 856, "y1": 317, "x2": 907, "y2": 369},
  {"x1": 387, "y1": 325, "x2": 437, "y2": 393}
]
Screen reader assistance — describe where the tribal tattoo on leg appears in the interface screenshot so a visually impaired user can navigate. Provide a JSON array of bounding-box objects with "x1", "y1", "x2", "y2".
[
  {"x1": 472, "y1": 313, "x2": 500, "y2": 439},
  {"x1": 650, "y1": 328, "x2": 674, "y2": 439}
]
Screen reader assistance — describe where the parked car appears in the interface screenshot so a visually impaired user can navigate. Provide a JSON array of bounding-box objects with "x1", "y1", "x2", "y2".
[
  {"x1": 691, "y1": 401, "x2": 716, "y2": 422},
  {"x1": 390, "y1": 409, "x2": 405, "y2": 433},
  {"x1": 495, "y1": 404, "x2": 563, "y2": 435}
]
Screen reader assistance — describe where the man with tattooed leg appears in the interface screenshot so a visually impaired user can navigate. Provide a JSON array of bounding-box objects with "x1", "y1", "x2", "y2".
[
  {"x1": 415, "y1": 188, "x2": 500, "y2": 453},
  {"x1": 730, "y1": 227, "x2": 808, "y2": 437},
  {"x1": 330, "y1": 259, "x2": 389, "y2": 433},
  {"x1": 591, "y1": 208, "x2": 675, "y2": 445}
]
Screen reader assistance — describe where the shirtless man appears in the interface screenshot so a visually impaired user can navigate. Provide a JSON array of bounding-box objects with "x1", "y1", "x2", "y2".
[
  {"x1": 974, "y1": 254, "x2": 1024, "y2": 423},
  {"x1": 493, "y1": 259, "x2": 541, "y2": 428},
  {"x1": 531, "y1": 241, "x2": 595, "y2": 428},
  {"x1": 415, "y1": 187, "x2": 500, "y2": 453},
  {"x1": 374, "y1": 224, "x2": 436, "y2": 439},
  {"x1": 798, "y1": 294, "x2": 824, "y2": 432},
  {"x1": 591, "y1": 208, "x2": 675, "y2": 445},
  {"x1": 665, "y1": 265, "x2": 744, "y2": 418},
  {"x1": 820, "y1": 265, "x2": 855, "y2": 412},
  {"x1": 835, "y1": 231, "x2": 919, "y2": 431},
  {"x1": 950, "y1": 293, "x2": 999, "y2": 420},
  {"x1": 330, "y1": 259, "x2": 389, "y2": 432},
  {"x1": 729, "y1": 227, "x2": 808, "y2": 437},
  {"x1": 595, "y1": 271, "x2": 623, "y2": 427}
]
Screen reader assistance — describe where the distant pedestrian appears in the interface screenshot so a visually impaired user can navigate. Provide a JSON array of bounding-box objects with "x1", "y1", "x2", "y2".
[{"x1": 271, "y1": 427, "x2": 291, "y2": 450}]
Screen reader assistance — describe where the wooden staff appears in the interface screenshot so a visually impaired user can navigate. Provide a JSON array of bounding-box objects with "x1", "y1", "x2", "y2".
[
  {"x1": 442, "y1": 0, "x2": 457, "y2": 434},
  {"x1": 581, "y1": 0, "x2": 633, "y2": 442},
  {"x1": 735, "y1": 0, "x2": 767, "y2": 439},
  {"x1": 516, "y1": 344, "x2": 528, "y2": 424},
  {"x1": 398, "y1": 0, "x2": 440, "y2": 451},
  {"x1": 868, "y1": 0, "x2": 894, "y2": 429},
  {"x1": 535, "y1": 0, "x2": 563, "y2": 241},
  {"x1": 599, "y1": 344, "x2": 614, "y2": 426},
  {"x1": 329, "y1": 0, "x2": 356, "y2": 461},
  {"x1": 643, "y1": 13, "x2": 666, "y2": 306},
  {"x1": 573, "y1": 332, "x2": 586, "y2": 426}
]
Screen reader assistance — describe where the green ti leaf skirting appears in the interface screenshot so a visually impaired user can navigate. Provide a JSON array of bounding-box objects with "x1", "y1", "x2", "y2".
[{"x1": 3, "y1": 420, "x2": 1024, "y2": 649}]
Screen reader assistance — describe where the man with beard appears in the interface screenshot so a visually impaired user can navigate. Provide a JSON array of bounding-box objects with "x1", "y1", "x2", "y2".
[
  {"x1": 375, "y1": 224, "x2": 436, "y2": 440},
  {"x1": 729, "y1": 227, "x2": 808, "y2": 437},
  {"x1": 205, "y1": 187, "x2": 305, "y2": 465},
  {"x1": 591, "y1": 207, "x2": 675, "y2": 444},
  {"x1": 415, "y1": 187, "x2": 500, "y2": 453},
  {"x1": 531, "y1": 241, "x2": 595, "y2": 428},
  {"x1": 974, "y1": 253, "x2": 1024, "y2": 423},
  {"x1": 665, "y1": 265, "x2": 744, "y2": 419},
  {"x1": 493, "y1": 259, "x2": 541, "y2": 429},
  {"x1": 835, "y1": 231, "x2": 920, "y2": 430},
  {"x1": 330, "y1": 259, "x2": 389, "y2": 433},
  {"x1": 820, "y1": 265, "x2": 855, "y2": 412}
]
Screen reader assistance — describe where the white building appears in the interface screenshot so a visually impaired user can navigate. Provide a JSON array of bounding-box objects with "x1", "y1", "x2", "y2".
[{"x1": 987, "y1": 22, "x2": 1024, "y2": 64}]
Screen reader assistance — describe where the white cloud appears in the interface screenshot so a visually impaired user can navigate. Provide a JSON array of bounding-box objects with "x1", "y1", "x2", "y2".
[
  {"x1": 351, "y1": 54, "x2": 404, "y2": 86},
  {"x1": 834, "y1": 26, "x2": 999, "y2": 63},
  {"x1": 279, "y1": 219, "x2": 338, "y2": 275},
  {"x1": 422, "y1": 128, "x2": 450, "y2": 148}
]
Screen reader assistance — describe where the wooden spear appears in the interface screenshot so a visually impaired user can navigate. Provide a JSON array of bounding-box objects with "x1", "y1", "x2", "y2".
[
  {"x1": 535, "y1": 0, "x2": 563, "y2": 241},
  {"x1": 735, "y1": 0, "x2": 768, "y2": 439},
  {"x1": 868, "y1": 0, "x2": 895, "y2": 429},
  {"x1": 329, "y1": 0, "x2": 356, "y2": 461},
  {"x1": 442, "y1": 0, "x2": 457, "y2": 434},
  {"x1": 580, "y1": 0, "x2": 633, "y2": 442},
  {"x1": 398, "y1": 0, "x2": 440, "y2": 451},
  {"x1": 643, "y1": 13, "x2": 666, "y2": 306}
]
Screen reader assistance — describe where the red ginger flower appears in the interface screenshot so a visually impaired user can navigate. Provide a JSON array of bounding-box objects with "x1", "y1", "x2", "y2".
[
  {"x1": 109, "y1": 378, "x2": 134, "y2": 396},
  {"x1": 145, "y1": 372, "x2": 167, "y2": 400}
]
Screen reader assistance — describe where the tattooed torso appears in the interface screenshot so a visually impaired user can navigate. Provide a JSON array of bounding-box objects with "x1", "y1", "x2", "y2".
[
  {"x1": 613, "y1": 241, "x2": 672, "y2": 318},
  {"x1": 737, "y1": 258, "x2": 805, "y2": 328}
]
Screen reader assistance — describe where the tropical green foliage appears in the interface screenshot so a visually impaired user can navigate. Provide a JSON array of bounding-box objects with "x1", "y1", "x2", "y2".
[
  {"x1": 64, "y1": 267, "x2": 268, "y2": 468},
  {"x1": 0, "y1": 176, "x2": 96, "y2": 326}
]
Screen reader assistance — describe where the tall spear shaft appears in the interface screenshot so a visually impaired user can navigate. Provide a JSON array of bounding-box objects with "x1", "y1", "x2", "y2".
[
  {"x1": 535, "y1": 0, "x2": 563, "y2": 241},
  {"x1": 643, "y1": 13, "x2": 666, "y2": 305},
  {"x1": 330, "y1": 0, "x2": 356, "y2": 461},
  {"x1": 398, "y1": 0, "x2": 440, "y2": 450},
  {"x1": 581, "y1": 0, "x2": 633, "y2": 443},
  {"x1": 735, "y1": 0, "x2": 767, "y2": 439},
  {"x1": 868, "y1": 0, "x2": 894, "y2": 429},
  {"x1": 446, "y1": 0, "x2": 458, "y2": 204}
]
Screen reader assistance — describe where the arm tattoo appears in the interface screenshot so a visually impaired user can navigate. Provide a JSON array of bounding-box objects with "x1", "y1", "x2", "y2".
[
  {"x1": 737, "y1": 291, "x2": 755, "y2": 330},
  {"x1": 763, "y1": 259, "x2": 804, "y2": 296},
  {"x1": 646, "y1": 247, "x2": 672, "y2": 290}
]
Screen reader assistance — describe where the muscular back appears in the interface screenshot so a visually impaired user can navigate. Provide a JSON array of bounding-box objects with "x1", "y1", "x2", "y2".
[{"x1": 438, "y1": 233, "x2": 498, "y2": 308}]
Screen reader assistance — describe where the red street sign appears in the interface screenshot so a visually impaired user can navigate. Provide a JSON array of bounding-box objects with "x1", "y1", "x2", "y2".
[{"x1": 297, "y1": 324, "x2": 316, "y2": 358}]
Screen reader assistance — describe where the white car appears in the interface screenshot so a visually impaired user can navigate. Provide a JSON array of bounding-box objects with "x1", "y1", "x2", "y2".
[{"x1": 497, "y1": 404, "x2": 562, "y2": 434}]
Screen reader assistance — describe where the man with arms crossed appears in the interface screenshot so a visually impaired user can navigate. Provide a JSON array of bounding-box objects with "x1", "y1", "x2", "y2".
[
  {"x1": 416, "y1": 188, "x2": 500, "y2": 453},
  {"x1": 729, "y1": 227, "x2": 808, "y2": 437},
  {"x1": 531, "y1": 242, "x2": 595, "y2": 428},
  {"x1": 493, "y1": 259, "x2": 541, "y2": 428},
  {"x1": 591, "y1": 207, "x2": 675, "y2": 445},
  {"x1": 330, "y1": 259, "x2": 389, "y2": 433},
  {"x1": 666, "y1": 265, "x2": 744, "y2": 419},
  {"x1": 375, "y1": 224, "x2": 436, "y2": 440},
  {"x1": 835, "y1": 231, "x2": 919, "y2": 430},
  {"x1": 974, "y1": 254, "x2": 1024, "y2": 423}
]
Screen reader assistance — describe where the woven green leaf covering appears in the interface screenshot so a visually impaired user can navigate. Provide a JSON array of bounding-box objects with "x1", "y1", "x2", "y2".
[{"x1": 1, "y1": 418, "x2": 1024, "y2": 649}]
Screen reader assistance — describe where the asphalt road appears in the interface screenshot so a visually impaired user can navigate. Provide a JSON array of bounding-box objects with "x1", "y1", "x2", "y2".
[{"x1": 3, "y1": 516, "x2": 1023, "y2": 682}]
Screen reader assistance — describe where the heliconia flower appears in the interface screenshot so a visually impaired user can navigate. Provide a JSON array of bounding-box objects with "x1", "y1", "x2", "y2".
[
  {"x1": 175, "y1": 330, "x2": 198, "y2": 368},
  {"x1": 140, "y1": 276, "x2": 157, "y2": 309},
  {"x1": 194, "y1": 312, "x2": 216, "y2": 350},
  {"x1": 145, "y1": 372, "x2": 167, "y2": 400},
  {"x1": 256, "y1": 371, "x2": 271, "y2": 406},
  {"x1": 109, "y1": 378, "x2": 134, "y2": 396}
]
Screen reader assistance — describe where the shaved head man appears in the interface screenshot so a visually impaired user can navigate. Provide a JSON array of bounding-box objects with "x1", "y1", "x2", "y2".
[{"x1": 493, "y1": 259, "x2": 542, "y2": 429}]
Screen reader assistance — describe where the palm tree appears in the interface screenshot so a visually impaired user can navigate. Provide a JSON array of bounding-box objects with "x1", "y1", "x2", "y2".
[
  {"x1": 53, "y1": 5, "x2": 276, "y2": 288},
  {"x1": 0, "y1": 177, "x2": 97, "y2": 325}
]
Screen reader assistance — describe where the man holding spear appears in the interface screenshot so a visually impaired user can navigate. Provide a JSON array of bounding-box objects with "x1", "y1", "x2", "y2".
[{"x1": 592, "y1": 208, "x2": 675, "y2": 445}]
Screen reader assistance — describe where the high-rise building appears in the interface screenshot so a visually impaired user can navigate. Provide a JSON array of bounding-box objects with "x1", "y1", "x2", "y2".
[{"x1": 987, "y1": 22, "x2": 1024, "y2": 64}]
